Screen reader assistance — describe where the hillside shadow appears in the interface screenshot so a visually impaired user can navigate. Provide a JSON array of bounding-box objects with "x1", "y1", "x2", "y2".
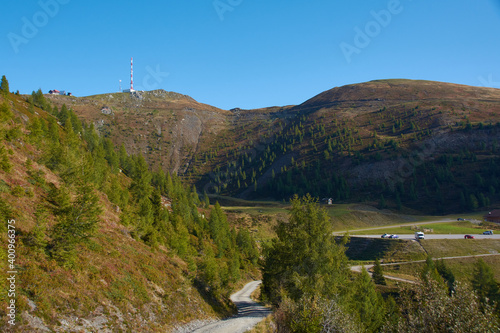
[
  {"x1": 192, "y1": 279, "x2": 237, "y2": 318},
  {"x1": 339, "y1": 237, "x2": 402, "y2": 261}
]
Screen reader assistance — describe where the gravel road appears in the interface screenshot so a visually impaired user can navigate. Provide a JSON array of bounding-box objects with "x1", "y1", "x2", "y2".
[
  {"x1": 351, "y1": 253, "x2": 500, "y2": 284},
  {"x1": 332, "y1": 219, "x2": 455, "y2": 235},
  {"x1": 191, "y1": 280, "x2": 271, "y2": 333}
]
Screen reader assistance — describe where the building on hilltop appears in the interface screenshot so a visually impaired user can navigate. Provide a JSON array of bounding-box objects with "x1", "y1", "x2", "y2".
[{"x1": 48, "y1": 90, "x2": 71, "y2": 96}]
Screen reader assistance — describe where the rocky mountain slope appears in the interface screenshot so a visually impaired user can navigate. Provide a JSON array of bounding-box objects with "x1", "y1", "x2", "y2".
[{"x1": 47, "y1": 90, "x2": 230, "y2": 174}]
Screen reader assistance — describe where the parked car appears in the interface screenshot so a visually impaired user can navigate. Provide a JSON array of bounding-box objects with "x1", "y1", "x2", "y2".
[
  {"x1": 464, "y1": 235, "x2": 475, "y2": 239},
  {"x1": 381, "y1": 233, "x2": 390, "y2": 238},
  {"x1": 483, "y1": 230, "x2": 494, "y2": 235},
  {"x1": 389, "y1": 234, "x2": 399, "y2": 239}
]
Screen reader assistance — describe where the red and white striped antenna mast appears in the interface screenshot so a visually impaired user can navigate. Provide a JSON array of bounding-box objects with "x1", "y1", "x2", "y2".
[{"x1": 130, "y1": 57, "x2": 134, "y2": 91}]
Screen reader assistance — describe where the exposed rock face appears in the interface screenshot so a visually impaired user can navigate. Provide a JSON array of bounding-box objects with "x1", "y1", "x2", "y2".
[
  {"x1": 101, "y1": 106, "x2": 113, "y2": 115},
  {"x1": 47, "y1": 89, "x2": 230, "y2": 174}
]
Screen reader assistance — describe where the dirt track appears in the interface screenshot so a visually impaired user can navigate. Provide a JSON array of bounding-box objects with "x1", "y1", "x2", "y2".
[{"x1": 191, "y1": 281, "x2": 271, "y2": 333}]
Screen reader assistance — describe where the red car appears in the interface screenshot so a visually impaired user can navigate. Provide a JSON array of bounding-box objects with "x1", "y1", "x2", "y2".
[{"x1": 464, "y1": 235, "x2": 475, "y2": 239}]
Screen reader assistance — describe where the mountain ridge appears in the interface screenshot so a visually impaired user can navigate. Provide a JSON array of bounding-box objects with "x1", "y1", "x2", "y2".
[{"x1": 44, "y1": 78, "x2": 500, "y2": 213}]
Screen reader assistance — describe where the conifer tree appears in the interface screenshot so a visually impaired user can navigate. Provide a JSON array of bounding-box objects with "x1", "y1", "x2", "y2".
[
  {"x1": 130, "y1": 154, "x2": 152, "y2": 198},
  {"x1": 69, "y1": 109, "x2": 82, "y2": 134},
  {"x1": 236, "y1": 228, "x2": 259, "y2": 265},
  {"x1": 0, "y1": 145, "x2": 12, "y2": 172},
  {"x1": 349, "y1": 268, "x2": 386, "y2": 332},
  {"x1": 209, "y1": 202, "x2": 230, "y2": 257},
  {"x1": 58, "y1": 104, "x2": 70, "y2": 125},
  {"x1": 372, "y1": 259, "x2": 386, "y2": 285},
  {"x1": 47, "y1": 184, "x2": 72, "y2": 216},
  {"x1": 191, "y1": 185, "x2": 200, "y2": 205},
  {"x1": 0, "y1": 101, "x2": 12, "y2": 121},
  {"x1": 421, "y1": 256, "x2": 443, "y2": 284},
  {"x1": 379, "y1": 194, "x2": 386, "y2": 209},
  {"x1": 435, "y1": 259, "x2": 455, "y2": 295},
  {"x1": 171, "y1": 218, "x2": 189, "y2": 255},
  {"x1": 118, "y1": 143, "x2": 129, "y2": 171},
  {"x1": 102, "y1": 138, "x2": 119, "y2": 173},
  {"x1": 1, "y1": 75, "x2": 9, "y2": 95},
  {"x1": 63, "y1": 116, "x2": 79, "y2": 148},
  {"x1": 49, "y1": 183, "x2": 102, "y2": 265},
  {"x1": 46, "y1": 116, "x2": 60, "y2": 142},
  {"x1": 28, "y1": 117, "x2": 44, "y2": 142},
  {"x1": 25, "y1": 207, "x2": 48, "y2": 251},
  {"x1": 203, "y1": 191, "x2": 210, "y2": 208},
  {"x1": 263, "y1": 194, "x2": 350, "y2": 304},
  {"x1": 469, "y1": 194, "x2": 479, "y2": 210},
  {"x1": 471, "y1": 259, "x2": 500, "y2": 311},
  {"x1": 152, "y1": 168, "x2": 167, "y2": 194},
  {"x1": 166, "y1": 171, "x2": 174, "y2": 195},
  {"x1": 199, "y1": 243, "x2": 221, "y2": 292}
]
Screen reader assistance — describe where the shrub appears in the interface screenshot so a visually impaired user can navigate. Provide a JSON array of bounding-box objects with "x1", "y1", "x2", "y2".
[
  {"x1": 383, "y1": 280, "x2": 499, "y2": 332},
  {"x1": 11, "y1": 185, "x2": 25, "y2": 197},
  {"x1": 0, "y1": 145, "x2": 12, "y2": 172}
]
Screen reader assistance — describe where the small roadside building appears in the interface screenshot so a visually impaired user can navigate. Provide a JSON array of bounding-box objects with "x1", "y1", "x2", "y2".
[{"x1": 484, "y1": 210, "x2": 500, "y2": 223}]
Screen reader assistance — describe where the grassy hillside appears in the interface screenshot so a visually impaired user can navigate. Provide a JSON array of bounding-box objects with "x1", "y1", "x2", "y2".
[
  {"x1": 189, "y1": 80, "x2": 500, "y2": 214},
  {"x1": 44, "y1": 79, "x2": 500, "y2": 214},
  {"x1": 0, "y1": 86, "x2": 260, "y2": 331}
]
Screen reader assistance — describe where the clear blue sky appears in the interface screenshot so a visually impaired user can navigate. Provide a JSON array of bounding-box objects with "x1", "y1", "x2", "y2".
[{"x1": 1, "y1": 0, "x2": 500, "y2": 110}]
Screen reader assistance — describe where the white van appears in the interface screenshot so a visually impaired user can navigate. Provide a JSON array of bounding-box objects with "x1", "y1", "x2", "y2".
[{"x1": 415, "y1": 231, "x2": 425, "y2": 240}]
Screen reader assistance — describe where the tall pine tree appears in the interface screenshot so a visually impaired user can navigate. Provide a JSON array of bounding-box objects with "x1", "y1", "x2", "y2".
[
  {"x1": 263, "y1": 194, "x2": 350, "y2": 304},
  {"x1": 372, "y1": 259, "x2": 386, "y2": 285},
  {"x1": 1, "y1": 75, "x2": 9, "y2": 95}
]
